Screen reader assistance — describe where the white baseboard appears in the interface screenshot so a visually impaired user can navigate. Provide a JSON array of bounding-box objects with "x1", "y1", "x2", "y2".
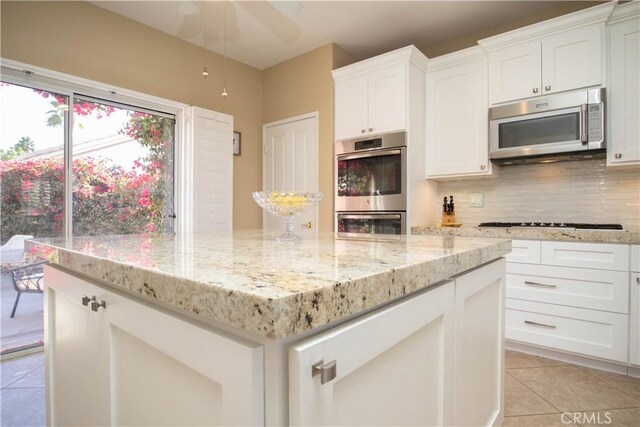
[{"x1": 506, "y1": 340, "x2": 631, "y2": 376}]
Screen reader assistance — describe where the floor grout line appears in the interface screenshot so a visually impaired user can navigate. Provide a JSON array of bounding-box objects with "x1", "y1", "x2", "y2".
[
  {"x1": 576, "y1": 366, "x2": 640, "y2": 403},
  {"x1": 1, "y1": 356, "x2": 45, "y2": 390},
  {"x1": 506, "y1": 368, "x2": 566, "y2": 414}
]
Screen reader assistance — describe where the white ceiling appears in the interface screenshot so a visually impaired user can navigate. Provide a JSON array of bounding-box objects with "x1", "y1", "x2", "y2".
[{"x1": 92, "y1": 1, "x2": 596, "y2": 70}]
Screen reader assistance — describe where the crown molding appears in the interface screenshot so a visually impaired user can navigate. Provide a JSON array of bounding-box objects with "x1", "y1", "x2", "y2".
[
  {"x1": 478, "y1": 2, "x2": 616, "y2": 52},
  {"x1": 607, "y1": 1, "x2": 640, "y2": 25},
  {"x1": 426, "y1": 46, "x2": 487, "y2": 72},
  {"x1": 332, "y1": 45, "x2": 428, "y2": 80}
]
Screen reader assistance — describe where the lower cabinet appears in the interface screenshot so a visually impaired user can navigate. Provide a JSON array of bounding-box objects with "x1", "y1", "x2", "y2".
[
  {"x1": 289, "y1": 281, "x2": 455, "y2": 426},
  {"x1": 289, "y1": 258, "x2": 506, "y2": 426},
  {"x1": 45, "y1": 266, "x2": 264, "y2": 426}
]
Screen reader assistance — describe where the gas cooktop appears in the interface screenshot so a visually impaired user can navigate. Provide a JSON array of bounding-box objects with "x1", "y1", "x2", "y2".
[{"x1": 478, "y1": 222, "x2": 624, "y2": 230}]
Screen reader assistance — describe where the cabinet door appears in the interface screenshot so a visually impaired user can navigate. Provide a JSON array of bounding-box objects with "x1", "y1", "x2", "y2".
[
  {"x1": 290, "y1": 282, "x2": 454, "y2": 426},
  {"x1": 427, "y1": 57, "x2": 490, "y2": 177},
  {"x1": 367, "y1": 63, "x2": 407, "y2": 135},
  {"x1": 488, "y1": 41, "x2": 541, "y2": 104},
  {"x1": 630, "y1": 273, "x2": 640, "y2": 366},
  {"x1": 453, "y1": 258, "x2": 505, "y2": 427},
  {"x1": 334, "y1": 74, "x2": 369, "y2": 140},
  {"x1": 45, "y1": 265, "x2": 111, "y2": 426},
  {"x1": 542, "y1": 25, "x2": 603, "y2": 95},
  {"x1": 105, "y1": 284, "x2": 264, "y2": 426},
  {"x1": 608, "y1": 18, "x2": 640, "y2": 166}
]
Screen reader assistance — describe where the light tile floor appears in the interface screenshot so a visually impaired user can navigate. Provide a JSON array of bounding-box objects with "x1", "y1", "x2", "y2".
[
  {"x1": 0, "y1": 351, "x2": 45, "y2": 427},
  {"x1": 504, "y1": 350, "x2": 640, "y2": 427},
  {"x1": 0, "y1": 350, "x2": 638, "y2": 426}
]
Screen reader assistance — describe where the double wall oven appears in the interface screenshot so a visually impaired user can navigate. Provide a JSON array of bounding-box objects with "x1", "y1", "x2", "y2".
[{"x1": 335, "y1": 132, "x2": 406, "y2": 240}]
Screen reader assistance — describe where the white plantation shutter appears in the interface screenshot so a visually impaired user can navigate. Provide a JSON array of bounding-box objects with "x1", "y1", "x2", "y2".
[{"x1": 190, "y1": 107, "x2": 233, "y2": 232}]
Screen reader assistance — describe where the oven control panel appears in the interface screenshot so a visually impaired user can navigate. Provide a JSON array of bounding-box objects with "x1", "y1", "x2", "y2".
[
  {"x1": 355, "y1": 138, "x2": 382, "y2": 151},
  {"x1": 588, "y1": 104, "x2": 603, "y2": 142}
]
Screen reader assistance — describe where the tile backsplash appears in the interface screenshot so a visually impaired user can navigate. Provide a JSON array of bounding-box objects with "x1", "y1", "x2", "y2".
[{"x1": 431, "y1": 159, "x2": 640, "y2": 232}]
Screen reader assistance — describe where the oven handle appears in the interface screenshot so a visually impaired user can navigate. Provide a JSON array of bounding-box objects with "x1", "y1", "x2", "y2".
[
  {"x1": 338, "y1": 214, "x2": 402, "y2": 220},
  {"x1": 580, "y1": 103, "x2": 588, "y2": 143},
  {"x1": 337, "y1": 149, "x2": 402, "y2": 162}
]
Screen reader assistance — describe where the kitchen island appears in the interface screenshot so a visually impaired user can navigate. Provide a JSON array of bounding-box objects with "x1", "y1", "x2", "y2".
[{"x1": 28, "y1": 231, "x2": 510, "y2": 426}]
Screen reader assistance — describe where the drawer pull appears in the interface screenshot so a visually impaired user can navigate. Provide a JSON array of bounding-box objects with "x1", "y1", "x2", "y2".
[
  {"x1": 524, "y1": 320, "x2": 556, "y2": 329},
  {"x1": 524, "y1": 281, "x2": 557, "y2": 289},
  {"x1": 312, "y1": 359, "x2": 337, "y2": 385},
  {"x1": 637, "y1": 277, "x2": 639, "y2": 284}
]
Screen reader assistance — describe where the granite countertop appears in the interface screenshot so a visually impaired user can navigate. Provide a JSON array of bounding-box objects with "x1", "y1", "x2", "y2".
[
  {"x1": 411, "y1": 225, "x2": 640, "y2": 244},
  {"x1": 26, "y1": 231, "x2": 510, "y2": 340}
]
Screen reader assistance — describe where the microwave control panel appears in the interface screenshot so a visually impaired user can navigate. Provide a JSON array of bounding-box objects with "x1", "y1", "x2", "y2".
[{"x1": 588, "y1": 104, "x2": 603, "y2": 142}]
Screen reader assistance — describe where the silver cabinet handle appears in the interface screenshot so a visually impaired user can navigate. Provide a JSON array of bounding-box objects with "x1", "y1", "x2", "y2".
[
  {"x1": 636, "y1": 277, "x2": 639, "y2": 284},
  {"x1": 81, "y1": 295, "x2": 95, "y2": 306},
  {"x1": 480, "y1": 165, "x2": 486, "y2": 170},
  {"x1": 524, "y1": 320, "x2": 556, "y2": 329},
  {"x1": 533, "y1": 88, "x2": 539, "y2": 94},
  {"x1": 91, "y1": 299, "x2": 107, "y2": 312},
  {"x1": 368, "y1": 128, "x2": 373, "y2": 132},
  {"x1": 312, "y1": 359, "x2": 337, "y2": 385},
  {"x1": 615, "y1": 153, "x2": 622, "y2": 159},
  {"x1": 545, "y1": 85, "x2": 551, "y2": 91},
  {"x1": 361, "y1": 129, "x2": 366, "y2": 134},
  {"x1": 524, "y1": 281, "x2": 557, "y2": 289}
]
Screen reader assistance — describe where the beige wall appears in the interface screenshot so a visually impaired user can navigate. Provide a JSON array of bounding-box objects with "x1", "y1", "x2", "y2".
[
  {"x1": 261, "y1": 44, "x2": 354, "y2": 232},
  {"x1": 0, "y1": 0, "x2": 263, "y2": 229}
]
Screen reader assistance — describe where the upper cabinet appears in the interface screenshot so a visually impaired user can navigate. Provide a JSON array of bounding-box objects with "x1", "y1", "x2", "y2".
[
  {"x1": 333, "y1": 46, "x2": 427, "y2": 141},
  {"x1": 606, "y1": 2, "x2": 640, "y2": 167},
  {"x1": 479, "y1": 3, "x2": 615, "y2": 105},
  {"x1": 426, "y1": 47, "x2": 493, "y2": 179}
]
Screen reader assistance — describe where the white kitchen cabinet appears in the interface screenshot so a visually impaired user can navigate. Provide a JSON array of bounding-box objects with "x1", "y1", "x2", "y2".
[
  {"x1": 540, "y1": 241, "x2": 629, "y2": 271},
  {"x1": 45, "y1": 266, "x2": 264, "y2": 426},
  {"x1": 333, "y1": 46, "x2": 428, "y2": 141},
  {"x1": 607, "y1": 3, "x2": 640, "y2": 167},
  {"x1": 453, "y1": 258, "x2": 505, "y2": 427},
  {"x1": 334, "y1": 73, "x2": 369, "y2": 141},
  {"x1": 486, "y1": 25, "x2": 603, "y2": 105},
  {"x1": 506, "y1": 298, "x2": 629, "y2": 363},
  {"x1": 505, "y1": 240, "x2": 542, "y2": 264},
  {"x1": 480, "y1": 2, "x2": 615, "y2": 105},
  {"x1": 487, "y1": 41, "x2": 542, "y2": 104},
  {"x1": 289, "y1": 281, "x2": 455, "y2": 426},
  {"x1": 334, "y1": 63, "x2": 406, "y2": 140},
  {"x1": 630, "y1": 272, "x2": 640, "y2": 366},
  {"x1": 426, "y1": 47, "x2": 493, "y2": 178},
  {"x1": 541, "y1": 25, "x2": 603, "y2": 96}
]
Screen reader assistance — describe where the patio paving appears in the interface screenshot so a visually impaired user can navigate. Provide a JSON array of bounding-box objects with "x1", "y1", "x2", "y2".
[{"x1": 0, "y1": 273, "x2": 44, "y2": 354}]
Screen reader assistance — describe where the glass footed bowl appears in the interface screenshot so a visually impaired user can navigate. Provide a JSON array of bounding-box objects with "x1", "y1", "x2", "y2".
[{"x1": 252, "y1": 191, "x2": 323, "y2": 243}]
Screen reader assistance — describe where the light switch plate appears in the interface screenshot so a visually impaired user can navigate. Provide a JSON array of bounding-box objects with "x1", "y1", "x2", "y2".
[{"x1": 469, "y1": 193, "x2": 484, "y2": 208}]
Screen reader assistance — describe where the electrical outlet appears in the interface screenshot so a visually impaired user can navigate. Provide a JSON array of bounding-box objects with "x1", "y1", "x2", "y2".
[{"x1": 469, "y1": 193, "x2": 484, "y2": 208}]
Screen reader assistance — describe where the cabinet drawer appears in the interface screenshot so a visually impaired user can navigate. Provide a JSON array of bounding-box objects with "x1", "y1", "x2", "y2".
[
  {"x1": 505, "y1": 240, "x2": 541, "y2": 264},
  {"x1": 631, "y1": 245, "x2": 639, "y2": 272},
  {"x1": 541, "y1": 241, "x2": 629, "y2": 271},
  {"x1": 630, "y1": 272, "x2": 640, "y2": 366},
  {"x1": 505, "y1": 298, "x2": 628, "y2": 363},
  {"x1": 506, "y1": 263, "x2": 629, "y2": 314}
]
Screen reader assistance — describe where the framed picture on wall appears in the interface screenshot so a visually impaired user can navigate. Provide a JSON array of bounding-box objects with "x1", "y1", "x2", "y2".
[{"x1": 233, "y1": 132, "x2": 241, "y2": 156}]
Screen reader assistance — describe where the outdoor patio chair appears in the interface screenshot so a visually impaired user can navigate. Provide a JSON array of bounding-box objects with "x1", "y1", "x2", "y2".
[
  {"x1": 9, "y1": 260, "x2": 47, "y2": 318},
  {"x1": 0, "y1": 235, "x2": 34, "y2": 271}
]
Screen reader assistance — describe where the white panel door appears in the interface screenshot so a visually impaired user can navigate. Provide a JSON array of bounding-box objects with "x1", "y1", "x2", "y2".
[
  {"x1": 489, "y1": 41, "x2": 541, "y2": 104},
  {"x1": 191, "y1": 106, "x2": 233, "y2": 232},
  {"x1": 630, "y1": 273, "x2": 640, "y2": 366},
  {"x1": 334, "y1": 74, "x2": 368, "y2": 140},
  {"x1": 263, "y1": 115, "x2": 319, "y2": 235},
  {"x1": 45, "y1": 266, "x2": 111, "y2": 427},
  {"x1": 453, "y1": 258, "x2": 505, "y2": 427},
  {"x1": 367, "y1": 63, "x2": 407, "y2": 135},
  {"x1": 289, "y1": 282, "x2": 455, "y2": 426},
  {"x1": 608, "y1": 17, "x2": 640, "y2": 166},
  {"x1": 542, "y1": 24, "x2": 603, "y2": 95},
  {"x1": 426, "y1": 56, "x2": 490, "y2": 177}
]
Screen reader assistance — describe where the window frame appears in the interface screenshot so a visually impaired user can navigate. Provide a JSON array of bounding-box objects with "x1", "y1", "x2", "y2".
[{"x1": 1, "y1": 59, "x2": 190, "y2": 236}]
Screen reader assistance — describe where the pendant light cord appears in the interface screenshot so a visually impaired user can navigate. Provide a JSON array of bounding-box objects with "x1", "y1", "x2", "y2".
[{"x1": 222, "y1": 1, "x2": 229, "y2": 98}]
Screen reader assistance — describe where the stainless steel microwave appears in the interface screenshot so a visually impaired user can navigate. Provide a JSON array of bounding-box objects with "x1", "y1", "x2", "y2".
[{"x1": 489, "y1": 88, "x2": 605, "y2": 164}]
